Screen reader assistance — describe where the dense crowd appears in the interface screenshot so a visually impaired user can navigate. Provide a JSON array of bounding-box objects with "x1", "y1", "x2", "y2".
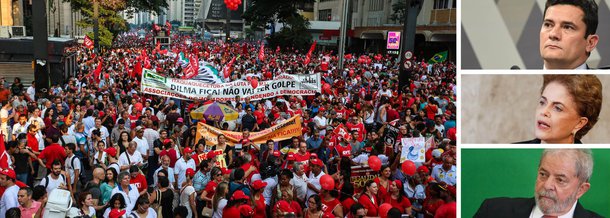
[{"x1": 0, "y1": 30, "x2": 456, "y2": 218}]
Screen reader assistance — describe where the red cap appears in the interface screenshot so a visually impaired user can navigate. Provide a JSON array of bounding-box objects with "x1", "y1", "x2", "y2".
[
  {"x1": 310, "y1": 153, "x2": 318, "y2": 158},
  {"x1": 272, "y1": 151, "x2": 281, "y2": 157},
  {"x1": 183, "y1": 147, "x2": 193, "y2": 154},
  {"x1": 109, "y1": 209, "x2": 126, "y2": 218},
  {"x1": 417, "y1": 166, "x2": 429, "y2": 174},
  {"x1": 286, "y1": 153, "x2": 296, "y2": 161},
  {"x1": 207, "y1": 152, "x2": 217, "y2": 160},
  {"x1": 186, "y1": 168, "x2": 195, "y2": 177},
  {"x1": 163, "y1": 139, "x2": 172, "y2": 144},
  {"x1": 0, "y1": 168, "x2": 16, "y2": 180},
  {"x1": 239, "y1": 205, "x2": 254, "y2": 216},
  {"x1": 275, "y1": 200, "x2": 294, "y2": 213},
  {"x1": 311, "y1": 158, "x2": 324, "y2": 167},
  {"x1": 251, "y1": 180, "x2": 268, "y2": 190},
  {"x1": 394, "y1": 180, "x2": 403, "y2": 190},
  {"x1": 104, "y1": 147, "x2": 117, "y2": 157},
  {"x1": 231, "y1": 190, "x2": 250, "y2": 200}
]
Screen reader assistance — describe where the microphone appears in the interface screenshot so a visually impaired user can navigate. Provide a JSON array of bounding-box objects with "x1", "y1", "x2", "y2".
[{"x1": 510, "y1": 65, "x2": 520, "y2": 70}]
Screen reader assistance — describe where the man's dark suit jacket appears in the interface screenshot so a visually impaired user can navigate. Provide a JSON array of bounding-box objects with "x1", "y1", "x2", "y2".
[{"x1": 474, "y1": 197, "x2": 603, "y2": 218}]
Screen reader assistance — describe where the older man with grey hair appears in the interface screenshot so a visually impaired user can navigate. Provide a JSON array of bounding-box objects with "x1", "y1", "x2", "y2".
[
  {"x1": 290, "y1": 162, "x2": 308, "y2": 202},
  {"x1": 118, "y1": 141, "x2": 144, "y2": 172},
  {"x1": 475, "y1": 149, "x2": 602, "y2": 218}
]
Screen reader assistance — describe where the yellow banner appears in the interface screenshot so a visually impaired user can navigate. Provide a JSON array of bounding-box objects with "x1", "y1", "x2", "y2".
[{"x1": 195, "y1": 115, "x2": 302, "y2": 146}]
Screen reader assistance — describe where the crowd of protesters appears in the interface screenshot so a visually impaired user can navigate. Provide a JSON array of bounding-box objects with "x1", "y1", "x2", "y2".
[{"x1": 0, "y1": 29, "x2": 456, "y2": 218}]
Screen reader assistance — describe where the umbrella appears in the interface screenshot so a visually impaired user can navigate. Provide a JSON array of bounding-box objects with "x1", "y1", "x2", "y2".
[{"x1": 190, "y1": 102, "x2": 239, "y2": 121}]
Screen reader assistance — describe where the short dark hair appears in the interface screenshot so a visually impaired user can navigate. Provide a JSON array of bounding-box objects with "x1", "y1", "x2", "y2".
[
  {"x1": 544, "y1": 0, "x2": 598, "y2": 38},
  {"x1": 32, "y1": 185, "x2": 46, "y2": 201},
  {"x1": 64, "y1": 143, "x2": 76, "y2": 152}
]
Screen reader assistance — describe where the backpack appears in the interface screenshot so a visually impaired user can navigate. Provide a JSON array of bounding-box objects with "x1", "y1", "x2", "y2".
[
  {"x1": 43, "y1": 174, "x2": 66, "y2": 189},
  {"x1": 70, "y1": 155, "x2": 88, "y2": 186}
]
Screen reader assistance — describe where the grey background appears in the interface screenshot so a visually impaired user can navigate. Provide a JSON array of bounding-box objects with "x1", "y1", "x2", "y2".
[
  {"x1": 462, "y1": 0, "x2": 610, "y2": 69},
  {"x1": 461, "y1": 74, "x2": 610, "y2": 143}
]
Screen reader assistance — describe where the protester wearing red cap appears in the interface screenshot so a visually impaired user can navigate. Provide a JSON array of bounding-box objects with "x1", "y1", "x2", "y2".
[
  {"x1": 382, "y1": 180, "x2": 412, "y2": 215},
  {"x1": 179, "y1": 168, "x2": 197, "y2": 218},
  {"x1": 174, "y1": 146, "x2": 196, "y2": 189},
  {"x1": 306, "y1": 158, "x2": 326, "y2": 199},
  {"x1": 250, "y1": 180, "x2": 267, "y2": 218},
  {"x1": 239, "y1": 204, "x2": 255, "y2": 217},
  {"x1": 0, "y1": 168, "x2": 19, "y2": 216},
  {"x1": 222, "y1": 190, "x2": 250, "y2": 217}
]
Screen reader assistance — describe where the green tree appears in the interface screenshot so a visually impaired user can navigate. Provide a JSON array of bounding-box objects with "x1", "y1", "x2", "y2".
[
  {"x1": 243, "y1": 0, "x2": 314, "y2": 49},
  {"x1": 62, "y1": 0, "x2": 170, "y2": 47},
  {"x1": 390, "y1": 1, "x2": 407, "y2": 24}
]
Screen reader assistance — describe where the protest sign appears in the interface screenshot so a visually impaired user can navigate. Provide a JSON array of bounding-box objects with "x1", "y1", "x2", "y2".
[
  {"x1": 142, "y1": 69, "x2": 321, "y2": 101},
  {"x1": 400, "y1": 137, "x2": 426, "y2": 163},
  {"x1": 195, "y1": 115, "x2": 302, "y2": 146}
]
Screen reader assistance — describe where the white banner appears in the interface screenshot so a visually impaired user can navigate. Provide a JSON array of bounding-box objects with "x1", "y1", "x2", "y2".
[
  {"x1": 141, "y1": 69, "x2": 321, "y2": 101},
  {"x1": 400, "y1": 137, "x2": 426, "y2": 163}
]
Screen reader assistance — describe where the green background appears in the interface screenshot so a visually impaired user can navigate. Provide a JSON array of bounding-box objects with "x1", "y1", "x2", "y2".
[{"x1": 462, "y1": 149, "x2": 610, "y2": 218}]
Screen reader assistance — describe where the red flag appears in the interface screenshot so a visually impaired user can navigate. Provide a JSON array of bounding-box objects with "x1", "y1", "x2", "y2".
[
  {"x1": 333, "y1": 124, "x2": 351, "y2": 141},
  {"x1": 224, "y1": 56, "x2": 236, "y2": 78},
  {"x1": 83, "y1": 35, "x2": 94, "y2": 49},
  {"x1": 165, "y1": 21, "x2": 171, "y2": 35},
  {"x1": 133, "y1": 61, "x2": 142, "y2": 78},
  {"x1": 0, "y1": 134, "x2": 8, "y2": 169},
  {"x1": 304, "y1": 40, "x2": 317, "y2": 65},
  {"x1": 258, "y1": 43, "x2": 265, "y2": 61},
  {"x1": 93, "y1": 61, "x2": 102, "y2": 83}
]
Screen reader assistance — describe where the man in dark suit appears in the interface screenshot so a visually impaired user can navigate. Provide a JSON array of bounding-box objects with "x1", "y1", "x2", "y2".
[
  {"x1": 474, "y1": 149, "x2": 603, "y2": 218},
  {"x1": 540, "y1": 0, "x2": 599, "y2": 69}
]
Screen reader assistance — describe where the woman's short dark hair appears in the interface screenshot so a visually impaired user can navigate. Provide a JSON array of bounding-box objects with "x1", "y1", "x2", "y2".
[
  {"x1": 541, "y1": 75, "x2": 602, "y2": 140},
  {"x1": 32, "y1": 185, "x2": 46, "y2": 201}
]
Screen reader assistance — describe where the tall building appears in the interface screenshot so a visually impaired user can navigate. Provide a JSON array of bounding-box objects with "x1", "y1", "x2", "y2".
[
  {"x1": 168, "y1": 0, "x2": 184, "y2": 25},
  {"x1": 312, "y1": 0, "x2": 456, "y2": 57}
]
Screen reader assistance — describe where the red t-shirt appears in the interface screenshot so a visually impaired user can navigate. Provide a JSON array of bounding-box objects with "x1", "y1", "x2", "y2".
[
  {"x1": 345, "y1": 122, "x2": 366, "y2": 142},
  {"x1": 27, "y1": 133, "x2": 39, "y2": 161},
  {"x1": 358, "y1": 194, "x2": 379, "y2": 217},
  {"x1": 334, "y1": 144, "x2": 352, "y2": 158},
  {"x1": 341, "y1": 197, "x2": 356, "y2": 215},
  {"x1": 253, "y1": 110, "x2": 265, "y2": 125},
  {"x1": 294, "y1": 152, "x2": 310, "y2": 163},
  {"x1": 386, "y1": 108, "x2": 400, "y2": 122},
  {"x1": 130, "y1": 174, "x2": 148, "y2": 193},
  {"x1": 434, "y1": 202, "x2": 456, "y2": 218},
  {"x1": 335, "y1": 108, "x2": 348, "y2": 119},
  {"x1": 383, "y1": 195, "x2": 412, "y2": 214},
  {"x1": 222, "y1": 205, "x2": 240, "y2": 218},
  {"x1": 423, "y1": 200, "x2": 445, "y2": 218},
  {"x1": 38, "y1": 144, "x2": 67, "y2": 169},
  {"x1": 253, "y1": 194, "x2": 266, "y2": 218},
  {"x1": 321, "y1": 198, "x2": 341, "y2": 215},
  {"x1": 373, "y1": 178, "x2": 390, "y2": 202},
  {"x1": 204, "y1": 180, "x2": 219, "y2": 200}
]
